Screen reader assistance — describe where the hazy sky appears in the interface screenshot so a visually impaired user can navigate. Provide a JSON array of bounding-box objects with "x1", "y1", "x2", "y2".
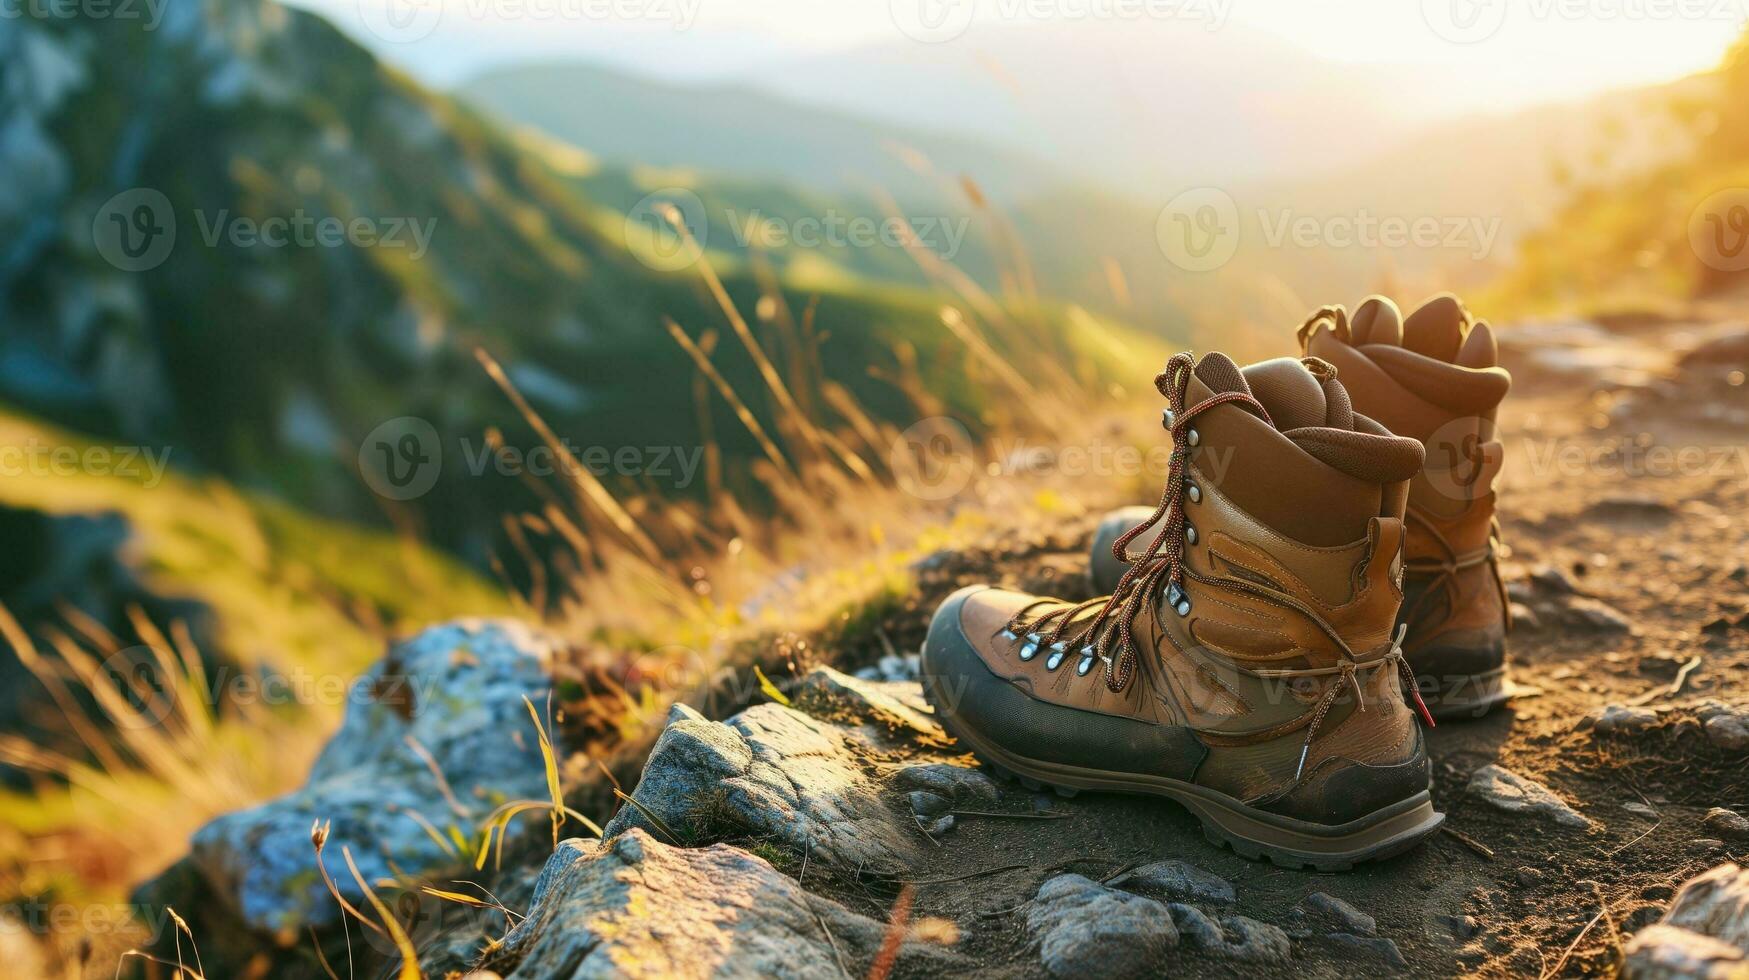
[{"x1": 295, "y1": 0, "x2": 1745, "y2": 115}]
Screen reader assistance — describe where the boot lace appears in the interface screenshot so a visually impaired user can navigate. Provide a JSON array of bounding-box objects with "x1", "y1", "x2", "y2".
[{"x1": 1004, "y1": 352, "x2": 1271, "y2": 694}]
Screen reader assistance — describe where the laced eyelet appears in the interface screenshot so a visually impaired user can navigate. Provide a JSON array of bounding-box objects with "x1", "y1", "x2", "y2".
[
  {"x1": 1019, "y1": 633, "x2": 1042, "y2": 661},
  {"x1": 1045, "y1": 643, "x2": 1067, "y2": 671},
  {"x1": 1161, "y1": 409, "x2": 1175, "y2": 429},
  {"x1": 999, "y1": 628, "x2": 1018, "y2": 642},
  {"x1": 1076, "y1": 654, "x2": 1095, "y2": 676},
  {"x1": 1166, "y1": 582, "x2": 1191, "y2": 617},
  {"x1": 1187, "y1": 482, "x2": 1201, "y2": 504}
]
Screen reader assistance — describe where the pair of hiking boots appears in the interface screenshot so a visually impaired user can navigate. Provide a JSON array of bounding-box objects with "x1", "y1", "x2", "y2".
[{"x1": 921, "y1": 294, "x2": 1511, "y2": 870}]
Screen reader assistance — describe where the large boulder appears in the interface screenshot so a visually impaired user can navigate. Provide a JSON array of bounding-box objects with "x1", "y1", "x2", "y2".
[
  {"x1": 176, "y1": 619, "x2": 559, "y2": 932},
  {"x1": 482, "y1": 829, "x2": 957, "y2": 978},
  {"x1": 1623, "y1": 863, "x2": 1749, "y2": 979},
  {"x1": 601, "y1": 669, "x2": 932, "y2": 874}
]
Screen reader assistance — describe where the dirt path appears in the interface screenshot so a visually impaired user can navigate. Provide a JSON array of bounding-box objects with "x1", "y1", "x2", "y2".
[{"x1": 802, "y1": 313, "x2": 1749, "y2": 977}]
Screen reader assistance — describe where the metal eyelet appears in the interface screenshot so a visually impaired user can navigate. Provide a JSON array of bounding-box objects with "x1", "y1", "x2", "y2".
[
  {"x1": 1161, "y1": 409, "x2": 1175, "y2": 429},
  {"x1": 1019, "y1": 633, "x2": 1042, "y2": 661},
  {"x1": 999, "y1": 628, "x2": 1018, "y2": 642},
  {"x1": 1186, "y1": 428, "x2": 1200, "y2": 447},
  {"x1": 1187, "y1": 482, "x2": 1201, "y2": 504},
  {"x1": 1166, "y1": 582, "x2": 1192, "y2": 617},
  {"x1": 1076, "y1": 655, "x2": 1095, "y2": 676},
  {"x1": 1045, "y1": 643, "x2": 1067, "y2": 671},
  {"x1": 1185, "y1": 524, "x2": 1198, "y2": 546}
]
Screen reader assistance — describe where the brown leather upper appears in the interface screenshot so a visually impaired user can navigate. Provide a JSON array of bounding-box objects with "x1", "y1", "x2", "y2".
[{"x1": 1301, "y1": 294, "x2": 1512, "y2": 656}]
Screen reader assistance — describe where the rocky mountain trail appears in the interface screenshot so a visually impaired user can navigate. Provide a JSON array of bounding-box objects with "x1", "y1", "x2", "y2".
[{"x1": 132, "y1": 313, "x2": 1749, "y2": 978}]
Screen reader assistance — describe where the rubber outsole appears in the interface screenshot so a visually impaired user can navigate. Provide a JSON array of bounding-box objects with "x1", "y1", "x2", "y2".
[
  {"x1": 1420, "y1": 663, "x2": 1511, "y2": 722},
  {"x1": 920, "y1": 663, "x2": 1444, "y2": 873}
]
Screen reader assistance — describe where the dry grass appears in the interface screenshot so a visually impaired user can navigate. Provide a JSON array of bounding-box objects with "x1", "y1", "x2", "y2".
[{"x1": 0, "y1": 163, "x2": 1174, "y2": 977}]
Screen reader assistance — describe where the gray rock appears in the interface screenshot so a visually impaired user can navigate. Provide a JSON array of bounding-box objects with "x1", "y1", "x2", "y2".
[
  {"x1": 909, "y1": 791, "x2": 952, "y2": 818},
  {"x1": 893, "y1": 763, "x2": 999, "y2": 808},
  {"x1": 1325, "y1": 932, "x2": 1407, "y2": 967},
  {"x1": 1587, "y1": 704, "x2": 1662, "y2": 735},
  {"x1": 603, "y1": 694, "x2": 921, "y2": 873},
  {"x1": 924, "y1": 814, "x2": 955, "y2": 836},
  {"x1": 1215, "y1": 915, "x2": 1293, "y2": 964},
  {"x1": 1165, "y1": 904, "x2": 1290, "y2": 963},
  {"x1": 1110, "y1": 860, "x2": 1236, "y2": 905},
  {"x1": 1690, "y1": 839, "x2": 1727, "y2": 855},
  {"x1": 1696, "y1": 703, "x2": 1749, "y2": 753},
  {"x1": 1167, "y1": 903, "x2": 1225, "y2": 948},
  {"x1": 1623, "y1": 863, "x2": 1749, "y2": 979},
  {"x1": 493, "y1": 829, "x2": 957, "y2": 978},
  {"x1": 1623, "y1": 925, "x2": 1747, "y2": 980},
  {"x1": 1467, "y1": 764, "x2": 1593, "y2": 829},
  {"x1": 1294, "y1": 892, "x2": 1377, "y2": 937},
  {"x1": 185, "y1": 620, "x2": 558, "y2": 932},
  {"x1": 1562, "y1": 596, "x2": 1633, "y2": 633},
  {"x1": 1624, "y1": 802, "x2": 1661, "y2": 819},
  {"x1": 792, "y1": 666, "x2": 941, "y2": 741},
  {"x1": 1026, "y1": 874, "x2": 1177, "y2": 977},
  {"x1": 1704, "y1": 808, "x2": 1749, "y2": 839},
  {"x1": 1437, "y1": 914, "x2": 1482, "y2": 940}
]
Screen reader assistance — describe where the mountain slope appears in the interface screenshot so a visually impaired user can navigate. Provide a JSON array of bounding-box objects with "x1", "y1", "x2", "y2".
[
  {"x1": 464, "y1": 61, "x2": 1066, "y2": 201},
  {"x1": 0, "y1": 1, "x2": 1154, "y2": 566}
]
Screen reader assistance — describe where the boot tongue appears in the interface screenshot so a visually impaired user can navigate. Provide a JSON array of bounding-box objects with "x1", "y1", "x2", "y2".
[
  {"x1": 1241, "y1": 357, "x2": 1350, "y2": 431},
  {"x1": 1349, "y1": 295, "x2": 1403, "y2": 346},
  {"x1": 1401, "y1": 293, "x2": 1470, "y2": 363}
]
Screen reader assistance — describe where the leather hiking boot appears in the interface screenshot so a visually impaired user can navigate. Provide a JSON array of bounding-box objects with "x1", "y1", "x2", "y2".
[
  {"x1": 924, "y1": 352, "x2": 1442, "y2": 871},
  {"x1": 1091, "y1": 295, "x2": 1514, "y2": 720}
]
